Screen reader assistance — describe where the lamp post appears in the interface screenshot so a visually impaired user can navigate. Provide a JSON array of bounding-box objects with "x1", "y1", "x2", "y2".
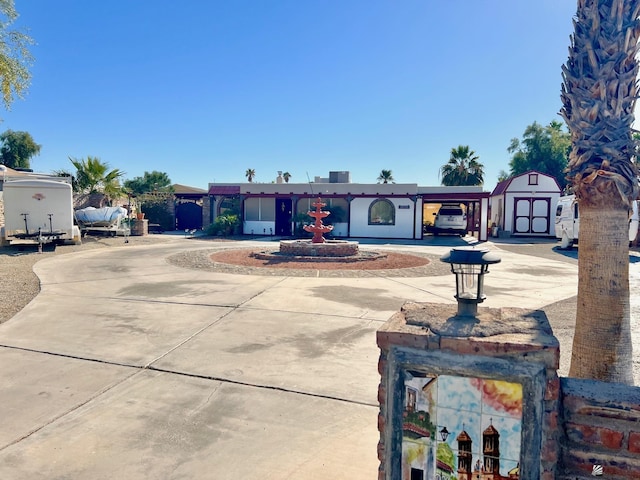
[
  {"x1": 440, "y1": 246, "x2": 501, "y2": 317},
  {"x1": 432, "y1": 425, "x2": 450, "y2": 478}
]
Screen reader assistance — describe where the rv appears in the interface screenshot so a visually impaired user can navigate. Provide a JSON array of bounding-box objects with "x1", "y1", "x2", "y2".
[
  {"x1": 554, "y1": 194, "x2": 639, "y2": 248},
  {"x1": 1, "y1": 178, "x2": 82, "y2": 247}
]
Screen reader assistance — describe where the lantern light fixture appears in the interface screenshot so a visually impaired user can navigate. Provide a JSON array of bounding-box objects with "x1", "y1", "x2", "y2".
[{"x1": 440, "y1": 246, "x2": 501, "y2": 317}]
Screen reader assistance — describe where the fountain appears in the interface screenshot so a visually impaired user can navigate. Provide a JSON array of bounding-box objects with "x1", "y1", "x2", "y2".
[
  {"x1": 279, "y1": 197, "x2": 359, "y2": 257},
  {"x1": 252, "y1": 197, "x2": 380, "y2": 261},
  {"x1": 303, "y1": 197, "x2": 334, "y2": 243}
]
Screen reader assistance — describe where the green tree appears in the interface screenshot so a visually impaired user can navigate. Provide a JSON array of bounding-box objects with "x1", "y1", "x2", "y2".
[
  {"x1": 282, "y1": 171, "x2": 291, "y2": 183},
  {"x1": 123, "y1": 170, "x2": 173, "y2": 196},
  {"x1": 0, "y1": 1, "x2": 34, "y2": 113},
  {"x1": 52, "y1": 168, "x2": 77, "y2": 191},
  {"x1": 560, "y1": 0, "x2": 639, "y2": 384},
  {"x1": 440, "y1": 145, "x2": 484, "y2": 186},
  {"x1": 507, "y1": 121, "x2": 571, "y2": 188},
  {"x1": 377, "y1": 169, "x2": 394, "y2": 184},
  {"x1": 0, "y1": 129, "x2": 40, "y2": 169},
  {"x1": 69, "y1": 156, "x2": 125, "y2": 202},
  {"x1": 245, "y1": 168, "x2": 255, "y2": 182},
  {"x1": 497, "y1": 169, "x2": 510, "y2": 182}
]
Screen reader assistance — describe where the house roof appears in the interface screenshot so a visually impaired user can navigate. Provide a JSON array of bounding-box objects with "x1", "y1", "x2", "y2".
[
  {"x1": 0, "y1": 165, "x2": 30, "y2": 180},
  {"x1": 173, "y1": 184, "x2": 207, "y2": 195}
]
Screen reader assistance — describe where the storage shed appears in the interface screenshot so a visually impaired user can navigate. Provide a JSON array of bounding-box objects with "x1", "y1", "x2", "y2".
[{"x1": 490, "y1": 171, "x2": 561, "y2": 237}]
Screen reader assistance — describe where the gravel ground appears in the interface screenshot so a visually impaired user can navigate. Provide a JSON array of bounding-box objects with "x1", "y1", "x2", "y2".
[
  {"x1": 0, "y1": 234, "x2": 171, "y2": 324},
  {"x1": 167, "y1": 248, "x2": 450, "y2": 278}
]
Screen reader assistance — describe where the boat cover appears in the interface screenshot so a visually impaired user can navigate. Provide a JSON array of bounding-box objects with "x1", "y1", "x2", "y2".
[{"x1": 75, "y1": 206, "x2": 128, "y2": 225}]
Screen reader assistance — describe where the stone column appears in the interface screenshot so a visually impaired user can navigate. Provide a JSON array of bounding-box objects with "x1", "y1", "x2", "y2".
[
  {"x1": 377, "y1": 302, "x2": 561, "y2": 480},
  {"x1": 130, "y1": 218, "x2": 148, "y2": 236}
]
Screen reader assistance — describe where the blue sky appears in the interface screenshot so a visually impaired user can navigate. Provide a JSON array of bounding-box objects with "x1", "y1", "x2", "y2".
[{"x1": 4, "y1": 1, "x2": 577, "y2": 190}]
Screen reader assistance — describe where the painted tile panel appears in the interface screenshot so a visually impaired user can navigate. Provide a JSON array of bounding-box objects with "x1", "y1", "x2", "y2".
[{"x1": 402, "y1": 371, "x2": 522, "y2": 480}]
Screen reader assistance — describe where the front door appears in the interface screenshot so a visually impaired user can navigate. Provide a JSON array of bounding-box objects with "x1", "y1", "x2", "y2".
[{"x1": 275, "y1": 198, "x2": 292, "y2": 236}]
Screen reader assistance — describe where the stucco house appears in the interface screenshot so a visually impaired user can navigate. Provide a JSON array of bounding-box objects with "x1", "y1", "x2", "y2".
[{"x1": 206, "y1": 172, "x2": 491, "y2": 241}]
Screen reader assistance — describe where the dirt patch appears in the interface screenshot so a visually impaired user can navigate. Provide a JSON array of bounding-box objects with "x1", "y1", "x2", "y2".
[{"x1": 209, "y1": 249, "x2": 430, "y2": 270}]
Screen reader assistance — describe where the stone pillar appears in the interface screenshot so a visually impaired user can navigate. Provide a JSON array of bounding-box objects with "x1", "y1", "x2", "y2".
[
  {"x1": 130, "y1": 219, "x2": 148, "y2": 236},
  {"x1": 377, "y1": 302, "x2": 560, "y2": 480},
  {"x1": 202, "y1": 196, "x2": 212, "y2": 230}
]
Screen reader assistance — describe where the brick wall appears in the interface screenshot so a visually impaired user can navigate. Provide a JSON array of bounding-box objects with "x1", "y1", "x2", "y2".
[{"x1": 559, "y1": 377, "x2": 640, "y2": 479}]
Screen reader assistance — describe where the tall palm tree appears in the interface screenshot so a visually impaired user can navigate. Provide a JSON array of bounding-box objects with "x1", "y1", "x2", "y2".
[
  {"x1": 283, "y1": 171, "x2": 291, "y2": 183},
  {"x1": 560, "y1": 0, "x2": 640, "y2": 384},
  {"x1": 69, "y1": 156, "x2": 124, "y2": 199},
  {"x1": 245, "y1": 168, "x2": 256, "y2": 182},
  {"x1": 440, "y1": 145, "x2": 484, "y2": 186},
  {"x1": 377, "y1": 169, "x2": 394, "y2": 184}
]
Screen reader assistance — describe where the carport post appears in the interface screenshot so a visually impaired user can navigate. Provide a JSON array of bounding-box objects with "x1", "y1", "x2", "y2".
[{"x1": 479, "y1": 197, "x2": 488, "y2": 241}]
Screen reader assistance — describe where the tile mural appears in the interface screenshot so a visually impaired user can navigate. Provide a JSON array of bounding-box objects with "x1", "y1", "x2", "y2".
[{"x1": 402, "y1": 372, "x2": 522, "y2": 480}]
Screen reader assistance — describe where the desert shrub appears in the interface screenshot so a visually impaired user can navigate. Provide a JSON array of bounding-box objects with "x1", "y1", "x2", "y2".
[{"x1": 206, "y1": 214, "x2": 240, "y2": 236}]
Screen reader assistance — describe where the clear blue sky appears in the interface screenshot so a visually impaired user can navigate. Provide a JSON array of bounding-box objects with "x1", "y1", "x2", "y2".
[{"x1": 5, "y1": 0, "x2": 578, "y2": 190}]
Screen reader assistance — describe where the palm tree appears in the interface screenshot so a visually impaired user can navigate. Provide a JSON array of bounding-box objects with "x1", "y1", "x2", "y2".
[
  {"x1": 245, "y1": 168, "x2": 256, "y2": 182},
  {"x1": 440, "y1": 146, "x2": 484, "y2": 186},
  {"x1": 69, "y1": 156, "x2": 124, "y2": 200},
  {"x1": 560, "y1": 0, "x2": 640, "y2": 384},
  {"x1": 377, "y1": 169, "x2": 394, "y2": 184},
  {"x1": 497, "y1": 170, "x2": 510, "y2": 183},
  {"x1": 283, "y1": 171, "x2": 291, "y2": 183}
]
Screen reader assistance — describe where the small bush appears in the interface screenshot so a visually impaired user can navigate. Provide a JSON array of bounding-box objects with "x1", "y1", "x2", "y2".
[
  {"x1": 139, "y1": 193, "x2": 174, "y2": 230},
  {"x1": 206, "y1": 214, "x2": 240, "y2": 236}
]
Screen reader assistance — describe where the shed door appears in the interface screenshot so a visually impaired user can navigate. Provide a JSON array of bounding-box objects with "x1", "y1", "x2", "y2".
[{"x1": 513, "y1": 197, "x2": 550, "y2": 234}]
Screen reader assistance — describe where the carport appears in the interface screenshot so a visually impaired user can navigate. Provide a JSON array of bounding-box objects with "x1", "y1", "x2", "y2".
[{"x1": 418, "y1": 186, "x2": 491, "y2": 241}]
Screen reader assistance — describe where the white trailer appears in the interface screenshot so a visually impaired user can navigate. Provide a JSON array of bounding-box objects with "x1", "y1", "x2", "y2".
[
  {"x1": 0, "y1": 178, "x2": 81, "y2": 247},
  {"x1": 554, "y1": 194, "x2": 639, "y2": 248}
]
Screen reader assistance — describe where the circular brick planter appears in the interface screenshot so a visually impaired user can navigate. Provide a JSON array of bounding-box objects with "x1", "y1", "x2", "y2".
[
  {"x1": 251, "y1": 239, "x2": 388, "y2": 263},
  {"x1": 279, "y1": 239, "x2": 360, "y2": 257}
]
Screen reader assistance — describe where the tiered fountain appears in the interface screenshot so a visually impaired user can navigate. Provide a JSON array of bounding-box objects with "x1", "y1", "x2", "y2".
[
  {"x1": 252, "y1": 196, "x2": 386, "y2": 262},
  {"x1": 303, "y1": 197, "x2": 334, "y2": 243},
  {"x1": 279, "y1": 197, "x2": 360, "y2": 257}
]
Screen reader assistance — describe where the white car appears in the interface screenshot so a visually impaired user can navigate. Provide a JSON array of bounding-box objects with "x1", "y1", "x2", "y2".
[{"x1": 433, "y1": 204, "x2": 467, "y2": 236}]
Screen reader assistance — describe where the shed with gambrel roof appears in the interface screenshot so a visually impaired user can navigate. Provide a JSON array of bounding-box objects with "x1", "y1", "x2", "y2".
[{"x1": 490, "y1": 171, "x2": 561, "y2": 237}]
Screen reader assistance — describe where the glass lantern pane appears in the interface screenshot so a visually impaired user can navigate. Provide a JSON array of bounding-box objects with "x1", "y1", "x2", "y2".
[{"x1": 458, "y1": 266, "x2": 478, "y2": 300}]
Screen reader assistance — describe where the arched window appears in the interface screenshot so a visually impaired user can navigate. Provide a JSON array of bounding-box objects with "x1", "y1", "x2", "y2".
[
  {"x1": 217, "y1": 195, "x2": 240, "y2": 216},
  {"x1": 368, "y1": 199, "x2": 395, "y2": 225}
]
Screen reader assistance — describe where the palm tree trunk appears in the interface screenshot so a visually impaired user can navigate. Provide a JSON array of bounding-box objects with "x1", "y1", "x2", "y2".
[
  {"x1": 561, "y1": 0, "x2": 640, "y2": 385},
  {"x1": 570, "y1": 196, "x2": 633, "y2": 383}
]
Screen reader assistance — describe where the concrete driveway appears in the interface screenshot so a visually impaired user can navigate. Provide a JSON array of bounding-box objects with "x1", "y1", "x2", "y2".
[{"x1": 0, "y1": 236, "x2": 616, "y2": 479}]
